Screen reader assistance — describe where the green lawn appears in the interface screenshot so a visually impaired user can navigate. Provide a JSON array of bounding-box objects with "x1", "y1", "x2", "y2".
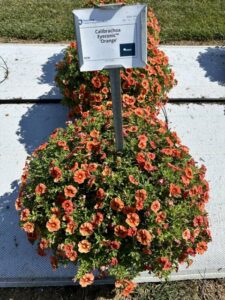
[{"x1": 0, "y1": 0, "x2": 225, "y2": 43}]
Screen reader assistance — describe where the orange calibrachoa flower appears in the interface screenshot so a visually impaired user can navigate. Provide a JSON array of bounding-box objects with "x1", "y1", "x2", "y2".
[
  {"x1": 78, "y1": 240, "x2": 92, "y2": 253},
  {"x1": 185, "y1": 167, "x2": 193, "y2": 179},
  {"x1": 35, "y1": 183, "x2": 47, "y2": 195},
  {"x1": 128, "y1": 175, "x2": 139, "y2": 185},
  {"x1": 62, "y1": 200, "x2": 74, "y2": 214},
  {"x1": 66, "y1": 220, "x2": 78, "y2": 234},
  {"x1": 50, "y1": 166, "x2": 62, "y2": 183},
  {"x1": 136, "y1": 229, "x2": 152, "y2": 245},
  {"x1": 73, "y1": 169, "x2": 86, "y2": 184},
  {"x1": 23, "y1": 222, "x2": 35, "y2": 233},
  {"x1": 20, "y1": 208, "x2": 30, "y2": 221},
  {"x1": 79, "y1": 273, "x2": 94, "y2": 287},
  {"x1": 46, "y1": 215, "x2": 61, "y2": 232},
  {"x1": 64, "y1": 185, "x2": 77, "y2": 197},
  {"x1": 169, "y1": 183, "x2": 181, "y2": 196},
  {"x1": 182, "y1": 229, "x2": 191, "y2": 240},
  {"x1": 126, "y1": 213, "x2": 140, "y2": 227},
  {"x1": 151, "y1": 200, "x2": 161, "y2": 213},
  {"x1": 79, "y1": 222, "x2": 94, "y2": 236},
  {"x1": 196, "y1": 241, "x2": 208, "y2": 254},
  {"x1": 110, "y1": 197, "x2": 124, "y2": 212},
  {"x1": 92, "y1": 212, "x2": 104, "y2": 226},
  {"x1": 114, "y1": 225, "x2": 128, "y2": 238},
  {"x1": 135, "y1": 189, "x2": 147, "y2": 202}
]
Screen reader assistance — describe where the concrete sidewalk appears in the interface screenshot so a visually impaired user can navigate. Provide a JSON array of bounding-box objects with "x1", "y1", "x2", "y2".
[{"x1": 0, "y1": 44, "x2": 224, "y2": 101}]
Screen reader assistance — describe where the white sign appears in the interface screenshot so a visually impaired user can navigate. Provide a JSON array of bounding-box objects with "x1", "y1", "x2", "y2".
[{"x1": 73, "y1": 4, "x2": 147, "y2": 71}]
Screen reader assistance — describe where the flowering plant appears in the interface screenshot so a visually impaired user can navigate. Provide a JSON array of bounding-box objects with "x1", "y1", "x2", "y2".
[
  {"x1": 16, "y1": 0, "x2": 211, "y2": 297},
  {"x1": 55, "y1": 5, "x2": 176, "y2": 118},
  {"x1": 16, "y1": 106, "x2": 211, "y2": 297}
]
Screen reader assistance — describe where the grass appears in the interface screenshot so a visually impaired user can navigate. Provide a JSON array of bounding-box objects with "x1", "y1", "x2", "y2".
[
  {"x1": 1, "y1": 279, "x2": 225, "y2": 300},
  {"x1": 0, "y1": 0, "x2": 225, "y2": 43}
]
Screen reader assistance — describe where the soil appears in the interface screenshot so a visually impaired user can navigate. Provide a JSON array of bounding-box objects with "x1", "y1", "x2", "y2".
[{"x1": 1, "y1": 279, "x2": 225, "y2": 300}]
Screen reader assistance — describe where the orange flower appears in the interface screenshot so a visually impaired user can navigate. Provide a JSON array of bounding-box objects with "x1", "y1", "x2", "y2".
[
  {"x1": 78, "y1": 240, "x2": 92, "y2": 253},
  {"x1": 136, "y1": 152, "x2": 145, "y2": 165},
  {"x1": 15, "y1": 197, "x2": 22, "y2": 211},
  {"x1": 46, "y1": 216, "x2": 61, "y2": 232},
  {"x1": 79, "y1": 273, "x2": 94, "y2": 287},
  {"x1": 155, "y1": 211, "x2": 166, "y2": 223},
  {"x1": 20, "y1": 208, "x2": 30, "y2": 221},
  {"x1": 151, "y1": 200, "x2": 161, "y2": 213},
  {"x1": 110, "y1": 198, "x2": 124, "y2": 211},
  {"x1": 57, "y1": 140, "x2": 69, "y2": 151},
  {"x1": 181, "y1": 175, "x2": 190, "y2": 186},
  {"x1": 128, "y1": 175, "x2": 139, "y2": 185},
  {"x1": 90, "y1": 129, "x2": 100, "y2": 138},
  {"x1": 136, "y1": 229, "x2": 152, "y2": 245},
  {"x1": 196, "y1": 241, "x2": 208, "y2": 254},
  {"x1": 88, "y1": 163, "x2": 98, "y2": 172},
  {"x1": 182, "y1": 229, "x2": 191, "y2": 240},
  {"x1": 138, "y1": 140, "x2": 147, "y2": 149},
  {"x1": 150, "y1": 140, "x2": 157, "y2": 149},
  {"x1": 144, "y1": 161, "x2": 155, "y2": 172},
  {"x1": 96, "y1": 188, "x2": 105, "y2": 199},
  {"x1": 110, "y1": 240, "x2": 121, "y2": 249},
  {"x1": 64, "y1": 185, "x2": 77, "y2": 198},
  {"x1": 66, "y1": 220, "x2": 78, "y2": 234},
  {"x1": 134, "y1": 107, "x2": 145, "y2": 117},
  {"x1": 135, "y1": 189, "x2": 147, "y2": 202},
  {"x1": 185, "y1": 167, "x2": 193, "y2": 179},
  {"x1": 62, "y1": 200, "x2": 74, "y2": 214},
  {"x1": 138, "y1": 134, "x2": 148, "y2": 142},
  {"x1": 127, "y1": 227, "x2": 137, "y2": 236},
  {"x1": 121, "y1": 281, "x2": 137, "y2": 297},
  {"x1": 102, "y1": 165, "x2": 112, "y2": 176},
  {"x1": 79, "y1": 222, "x2": 94, "y2": 236},
  {"x1": 70, "y1": 41, "x2": 76, "y2": 48},
  {"x1": 159, "y1": 257, "x2": 172, "y2": 270},
  {"x1": 73, "y1": 169, "x2": 86, "y2": 184},
  {"x1": 92, "y1": 212, "x2": 104, "y2": 226},
  {"x1": 91, "y1": 76, "x2": 101, "y2": 88},
  {"x1": 136, "y1": 199, "x2": 144, "y2": 211},
  {"x1": 35, "y1": 183, "x2": 47, "y2": 195},
  {"x1": 23, "y1": 222, "x2": 35, "y2": 233},
  {"x1": 66, "y1": 250, "x2": 78, "y2": 262},
  {"x1": 169, "y1": 183, "x2": 181, "y2": 196},
  {"x1": 101, "y1": 87, "x2": 109, "y2": 95},
  {"x1": 50, "y1": 166, "x2": 62, "y2": 183},
  {"x1": 126, "y1": 213, "x2": 140, "y2": 227},
  {"x1": 114, "y1": 225, "x2": 128, "y2": 238},
  {"x1": 128, "y1": 125, "x2": 138, "y2": 132}
]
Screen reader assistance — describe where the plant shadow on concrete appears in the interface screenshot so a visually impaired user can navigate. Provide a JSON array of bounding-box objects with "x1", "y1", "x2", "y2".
[
  {"x1": 197, "y1": 47, "x2": 225, "y2": 86},
  {"x1": 17, "y1": 51, "x2": 68, "y2": 154},
  {"x1": 38, "y1": 51, "x2": 64, "y2": 100}
]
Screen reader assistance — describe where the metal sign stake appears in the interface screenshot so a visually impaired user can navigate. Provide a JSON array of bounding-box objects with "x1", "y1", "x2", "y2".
[{"x1": 109, "y1": 68, "x2": 123, "y2": 152}]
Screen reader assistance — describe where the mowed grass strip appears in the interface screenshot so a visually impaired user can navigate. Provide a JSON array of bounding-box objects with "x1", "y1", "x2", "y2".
[{"x1": 0, "y1": 0, "x2": 225, "y2": 42}]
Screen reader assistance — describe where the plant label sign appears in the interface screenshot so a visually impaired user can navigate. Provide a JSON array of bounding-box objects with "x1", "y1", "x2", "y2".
[{"x1": 73, "y1": 4, "x2": 147, "y2": 72}]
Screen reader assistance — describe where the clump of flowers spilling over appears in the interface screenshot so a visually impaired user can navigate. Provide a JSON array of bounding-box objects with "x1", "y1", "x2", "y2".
[
  {"x1": 55, "y1": 4, "x2": 176, "y2": 118},
  {"x1": 16, "y1": 107, "x2": 211, "y2": 297}
]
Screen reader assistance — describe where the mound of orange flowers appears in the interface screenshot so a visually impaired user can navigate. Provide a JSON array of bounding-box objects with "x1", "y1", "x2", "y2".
[
  {"x1": 55, "y1": 3, "x2": 176, "y2": 118},
  {"x1": 16, "y1": 106, "x2": 211, "y2": 297}
]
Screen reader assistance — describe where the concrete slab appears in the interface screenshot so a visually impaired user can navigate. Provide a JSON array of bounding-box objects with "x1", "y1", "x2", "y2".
[
  {"x1": 0, "y1": 44, "x2": 224, "y2": 101},
  {"x1": 0, "y1": 103, "x2": 224, "y2": 286}
]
